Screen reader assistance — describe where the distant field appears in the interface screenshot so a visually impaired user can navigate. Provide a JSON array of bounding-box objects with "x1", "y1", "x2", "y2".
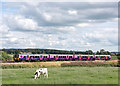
[
  {"x1": 2, "y1": 67, "x2": 118, "y2": 84},
  {"x1": 111, "y1": 56, "x2": 118, "y2": 60}
]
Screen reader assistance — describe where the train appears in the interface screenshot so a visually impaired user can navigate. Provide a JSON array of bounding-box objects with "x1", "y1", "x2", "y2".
[{"x1": 14, "y1": 54, "x2": 111, "y2": 62}]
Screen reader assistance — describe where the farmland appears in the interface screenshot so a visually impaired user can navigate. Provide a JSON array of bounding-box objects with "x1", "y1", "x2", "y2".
[
  {"x1": 2, "y1": 67, "x2": 118, "y2": 84},
  {"x1": 1, "y1": 59, "x2": 119, "y2": 84}
]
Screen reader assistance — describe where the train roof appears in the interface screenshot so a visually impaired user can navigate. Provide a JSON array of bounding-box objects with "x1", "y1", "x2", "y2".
[{"x1": 19, "y1": 54, "x2": 111, "y2": 56}]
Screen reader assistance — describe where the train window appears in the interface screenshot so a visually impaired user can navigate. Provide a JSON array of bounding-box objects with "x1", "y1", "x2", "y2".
[
  {"x1": 43, "y1": 56, "x2": 47, "y2": 58},
  {"x1": 90, "y1": 56, "x2": 93, "y2": 58},
  {"x1": 82, "y1": 56, "x2": 87, "y2": 58},
  {"x1": 63, "y1": 56, "x2": 65, "y2": 58},
  {"x1": 35, "y1": 56, "x2": 39, "y2": 58},
  {"x1": 69, "y1": 56, "x2": 72, "y2": 58},
  {"x1": 96, "y1": 56, "x2": 99, "y2": 58},
  {"x1": 101, "y1": 56, "x2": 105, "y2": 58},
  {"x1": 23, "y1": 56, "x2": 26, "y2": 58},
  {"x1": 54, "y1": 56, "x2": 56, "y2": 58},
  {"x1": 30, "y1": 56, "x2": 34, "y2": 58}
]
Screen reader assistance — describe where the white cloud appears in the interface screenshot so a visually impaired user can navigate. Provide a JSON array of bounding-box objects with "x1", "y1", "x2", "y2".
[
  {"x1": 10, "y1": 37, "x2": 18, "y2": 42},
  {"x1": 43, "y1": 13, "x2": 52, "y2": 21},
  {"x1": 68, "y1": 10, "x2": 78, "y2": 15},
  {"x1": 77, "y1": 23, "x2": 91, "y2": 27},
  {"x1": 14, "y1": 15, "x2": 38, "y2": 30}
]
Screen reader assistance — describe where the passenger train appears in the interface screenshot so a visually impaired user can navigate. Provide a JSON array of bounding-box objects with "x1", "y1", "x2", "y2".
[{"x1": 14, "y1": 54, "x2": 111, "y2": 62}]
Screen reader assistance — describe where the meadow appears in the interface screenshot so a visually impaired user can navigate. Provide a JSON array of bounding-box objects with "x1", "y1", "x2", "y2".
[{"x1": 2, "y1": 67, "x2": 118, "y2": 84}]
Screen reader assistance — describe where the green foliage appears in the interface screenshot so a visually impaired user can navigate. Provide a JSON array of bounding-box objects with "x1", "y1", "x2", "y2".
[
  {"x1": 96, "y1": 51, "x2": 100, "y2": 55},
  {"x1": 96, "y1": 49, "x2": 111, "y2": 55},
  {"x1": 111, "y1": 56, "x2": 118, "y2": 60},
  {"x1": 15, "y1": 49, "x2": 20, "y2": 54},
  {"x1": 2, "y1": 48, "x2": 87, "y2": 54},
  {"x1": 85, "y1": 50, "x2": 94, "y2": 55},
  {"x1": 1, "y1": 51, "x2": 12, "y2": 61}
]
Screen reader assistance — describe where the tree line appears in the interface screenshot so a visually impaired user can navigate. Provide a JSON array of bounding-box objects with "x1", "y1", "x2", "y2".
[{"x1": 1, "y1": 48, "x2": 112, "y2": 55}]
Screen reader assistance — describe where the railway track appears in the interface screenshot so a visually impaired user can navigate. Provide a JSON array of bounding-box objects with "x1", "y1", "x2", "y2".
[{"x1": 1, "y1": 60, "x2": 119, "y2": 63}]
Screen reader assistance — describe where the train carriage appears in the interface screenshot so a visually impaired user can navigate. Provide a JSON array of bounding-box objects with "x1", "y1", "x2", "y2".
[
  {"x1": 57, "y1": 54, "x2": 68, "y2": 61},
  {"x1": 74, "y1": 54, "x2": 81, "y2": 60},
  {"x1": 81, "y1": 55, "x2": 88, "y2": 60},
  {"x1": 18, "y1": 54, "x2": 29, "y2": 62},
  {"x1": 29, "y1": 54, "x2": 40, "y2": 62},
  {"x1": 87, "y1": 55, "x2": 95, "y2": 60},
  {"x1": 95, "y1": 55, "x2": 111, "y2": 60}
]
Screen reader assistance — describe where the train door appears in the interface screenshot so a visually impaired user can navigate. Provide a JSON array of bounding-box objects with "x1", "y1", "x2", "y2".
[
  {"x1": 79, "y1": 54, "x2": 81, "y2": 60},
  {"x1": 56, "y1": 55, "x2": 58, "y2": 60},
  {"x1": 26, "y1": 55, "x2": 29, "y2": 61},
  {"x1": 40, "y1": 55, "x2": 43, "y2": 61}
]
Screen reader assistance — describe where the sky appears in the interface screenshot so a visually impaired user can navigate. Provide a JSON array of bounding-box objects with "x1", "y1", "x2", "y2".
[{"x1": 0, "y1": 1, "x2": 118, "y2": 52}]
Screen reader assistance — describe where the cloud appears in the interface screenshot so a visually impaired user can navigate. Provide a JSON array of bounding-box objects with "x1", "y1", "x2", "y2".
[
  {"x1": 76, "y1": 23, "x2": 91, "y2": 27},
  {"x1": 9, "y1": 2, "x2": 117, "y2": 26},
  {"x1": 68, "y1": 10, "x2": 78, "y2": 15}
]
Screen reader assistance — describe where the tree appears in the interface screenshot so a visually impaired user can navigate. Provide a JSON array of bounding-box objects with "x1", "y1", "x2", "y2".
[
  {"x1": 86, "y1": 50, "x2": 94, "y2": 55},
  {"x1": 1, "y1": 51, "x2": 11, "y2": 61},
  {"x1": 100, "y1": 49, "x2": 105, "y2": 55},
  {"x1": 15, "y1": 49, "x2": 20, "y2": 54},
  {"x1": 96, "y1": 51, "x2": 100, "y2": 55}
]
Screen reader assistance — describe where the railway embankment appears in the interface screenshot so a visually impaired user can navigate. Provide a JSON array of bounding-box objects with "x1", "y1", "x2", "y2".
[{"x1": 1, "y1": 60, "x2": 119, "y2": 69}]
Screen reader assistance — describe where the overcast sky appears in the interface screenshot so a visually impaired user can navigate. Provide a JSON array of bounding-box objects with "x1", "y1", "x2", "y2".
[{"x1": 0, "y1": 1, "x2": 118, "y2": 52}]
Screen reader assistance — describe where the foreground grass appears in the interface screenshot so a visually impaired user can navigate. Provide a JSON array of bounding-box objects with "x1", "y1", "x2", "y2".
[{"x1": 2, "y1": 67, "x2": 118, "y2": 84}]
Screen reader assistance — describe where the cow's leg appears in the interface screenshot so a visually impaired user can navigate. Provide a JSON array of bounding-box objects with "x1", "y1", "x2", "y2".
[
  {"x1": 38, "y1": 73, "x2": 41, "y2": 78},
  {"x1": 44, "y1": 73, "x2": 48, "y2": 78},
  {"x1": 45, "y1": 73, "x2": 48, "y2": 78},
  {"x1": 34, "y1": 75, "x2": 37, "y2": 79}
]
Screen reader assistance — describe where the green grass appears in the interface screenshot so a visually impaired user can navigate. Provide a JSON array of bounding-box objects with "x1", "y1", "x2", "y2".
[
  {"x1": 2, "y1": 67, "x2": 118, "y2": 84},
  {"x1": 111, "y1": 56, "x2": 118, "y2": 60},
  {"x1": 7, "y1": 54, "x2": 14, "y2": 61}
]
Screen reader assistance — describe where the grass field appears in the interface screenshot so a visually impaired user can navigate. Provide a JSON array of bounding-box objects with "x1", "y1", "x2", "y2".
[{"x1": 2, "y1": 67, "x2": 118, "y2": 84}]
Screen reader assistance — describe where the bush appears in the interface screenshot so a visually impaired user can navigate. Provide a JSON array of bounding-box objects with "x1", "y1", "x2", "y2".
[{"x1": 1, "y1": 51, "x2": 12, "y2": 61}]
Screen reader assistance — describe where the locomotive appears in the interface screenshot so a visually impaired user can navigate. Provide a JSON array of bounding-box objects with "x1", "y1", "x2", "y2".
[{"x1": 14, "y1": 54, "x2": 111, "y2": 62}]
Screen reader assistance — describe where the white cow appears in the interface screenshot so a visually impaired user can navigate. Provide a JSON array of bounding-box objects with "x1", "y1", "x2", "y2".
[{"x1": 34, "y1": 68, "x2": 48, "y2": 79}]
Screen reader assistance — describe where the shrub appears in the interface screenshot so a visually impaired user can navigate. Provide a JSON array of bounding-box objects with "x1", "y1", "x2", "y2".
[{"x1": 1, "y1": 52, "x2": 13, "y2": 61}]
